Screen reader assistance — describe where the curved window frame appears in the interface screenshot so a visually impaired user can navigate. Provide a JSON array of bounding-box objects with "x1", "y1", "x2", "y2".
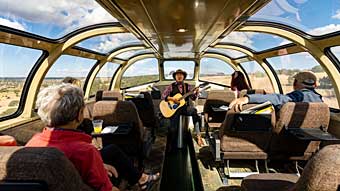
[
  {"x1": 115, "y1": 49, "x2": 154, "y2": 60},
  {"x1": 120, "y1": 58, "x2": 160, "y2": 89},
  {"x1": 198, "y1": 57, "x2": 235, "y2": 87},
  {"x1": 75, "y1": 33, "x2": 141, "y2": 54},
  {"x1": 239, "y1": 60, "x2": 274, "y2": 93},
  {"x1": 89, "y1": 62, "x2": 121, "y2": 96},
  {"x1": 207, "y1": 48, "x2": 247, "y2": 59},
  {"x1": 220, "y1": 31, "x2": 292, "y2": 52},
  {"x1": 0, "y1": 45, "x2": 47, "y2": 122},
  {"x1": 41, "y1": 55, "x2": 97, "y2": 92}
]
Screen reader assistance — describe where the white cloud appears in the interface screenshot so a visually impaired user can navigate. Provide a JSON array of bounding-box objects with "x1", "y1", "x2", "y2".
[
  {"x1": 0, "y1": 18, "x2": 26, "y2": 30},
  {"x1": 308, "y1": 24, "x2": 340, "y2": 36},
  {"x1": 220, "y1": 32, "x2": 255, "y2": 49},
  {"x1": 93, "y1": 33, "x2": 139, "y2": 53},
  {"x1": 332, "y1": 10, "x2": 340, "y2": 20},
  {"x1": 0, "y1": 0, "x2": 116, "y2": 34}
]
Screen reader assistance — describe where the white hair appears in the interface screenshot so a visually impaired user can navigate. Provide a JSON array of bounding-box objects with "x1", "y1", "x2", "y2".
[{"x1": 36, "y1": 83, "x2": 85, "y2": 127}]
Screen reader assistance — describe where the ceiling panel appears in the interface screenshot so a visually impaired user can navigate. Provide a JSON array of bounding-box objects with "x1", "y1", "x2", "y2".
[{"x1": 97, "y1": 0, "x2": 270, "y2": 58}]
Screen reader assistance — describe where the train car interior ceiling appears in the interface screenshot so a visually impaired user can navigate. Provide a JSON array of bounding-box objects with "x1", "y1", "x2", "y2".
[{"x1": 1, "y1": 0, "x2": 340, "y2": 191}]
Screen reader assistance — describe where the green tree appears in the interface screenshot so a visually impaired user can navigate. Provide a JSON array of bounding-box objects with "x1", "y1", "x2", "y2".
[
  {"x1": 311, "y1": 65, "x2": 324, "y2": 73},
  {"x1": 319, "y1": 76, "x2": 333, "y2": 89}
]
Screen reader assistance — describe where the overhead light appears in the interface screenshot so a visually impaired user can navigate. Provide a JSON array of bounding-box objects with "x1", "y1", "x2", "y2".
[{"x1": 177, "y1": 28, "x2": 187, "y2": 33}]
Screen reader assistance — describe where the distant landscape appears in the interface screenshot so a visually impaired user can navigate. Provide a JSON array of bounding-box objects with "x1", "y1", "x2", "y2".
[{"x1": 0, "y1": 69, "x2": 338, "y2": 118}]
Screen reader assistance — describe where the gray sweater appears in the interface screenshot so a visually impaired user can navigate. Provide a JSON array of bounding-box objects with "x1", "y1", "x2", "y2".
[{"x1": 246, "y1": 89, "x2": 323, "y2": 108}]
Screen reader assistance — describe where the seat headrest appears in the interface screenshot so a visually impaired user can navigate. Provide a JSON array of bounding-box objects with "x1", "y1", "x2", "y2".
[
  {"x1": 275, "y1": 102, "x2": 330, "y2": 133},
  {"x1": 0, "y1": 147, "x2": 92, "y2": 191},
  {"x1": 295, "y1": 144, "x2": 340, "y2": 191},
  {"x1": 96, "y1": 90, "x2": 122, "y2": 102},
  {"x1": 206, "y1": 90, "x2": 236, "y2": 103},
  {"x1": 92, "y1": 100, "x2": 140, "y2": 126}
]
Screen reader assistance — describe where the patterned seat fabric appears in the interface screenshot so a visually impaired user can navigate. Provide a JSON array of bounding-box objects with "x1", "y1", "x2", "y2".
[
  {"x1": 96, "y1": 90, "x2": 123, "y2": 102},
  {"x1": 0, "y1": 146, "x2": 93, "y2": 191},
  {"x1": 269, "y1": 102, "x2": 330, "y2": 160},
  {"x1": 92, "y1": 100, "x2": 145, "y2": 163},
  {"x1": 203, "y1": 90, "x2": 237, "y2": 129},
  {"x1": 219, "y1": 104, "x2": 275, "y2": 159},
  {"x1": 241, "y1": 144, "x2": 340, "y2": 191}
]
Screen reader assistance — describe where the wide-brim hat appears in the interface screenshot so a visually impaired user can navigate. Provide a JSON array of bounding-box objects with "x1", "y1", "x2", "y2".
[
  {"x1": 293, "y1": 71, "x2": 317, "y2": 88},
  {"x1": 172, "y1": 69, "x2": 187, "y2": 80}
]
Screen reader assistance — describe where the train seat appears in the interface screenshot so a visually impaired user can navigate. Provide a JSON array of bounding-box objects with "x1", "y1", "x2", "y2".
[
  {"x1": 203, "y1": 90, "x2": 237, "y2": 129},
  {"x1": 0, "y1": 146, "x2": 93, "y2": 191},
  {"x1": 95, "y1": 90, "x2": 123, "y2": 102},
  {"x1": 217, "y1": 104, "x2": 274, "y2": 160},
  {"x1": 128, "y1": 91, "x2": 159, "y2": 141},
  {"x1": 241, "y1": 144, "x2": 340, "y2": 191},
  {"x1": 92, "y1": 100, "x2": 148, "y2": 164},
  {"x1": 210, "y1": 104, "x2": 274, "y2": 178},
  {"x1": 269, "y1": 102, "x2": 330, "y2": 160}
]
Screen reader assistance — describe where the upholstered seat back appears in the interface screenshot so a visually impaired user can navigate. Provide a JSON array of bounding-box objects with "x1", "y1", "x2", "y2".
[
  {"x1": 274, "y1": 102, "x2": 330, "y2": 134},
  {"x1": 96, "y1": 90, "x2": 123, "y2": 102},
  {"x1": 92, "y1": 100, "x2": 144, "y2": 141},
  {"x1": 219, "y1": 104, "x2": 275, "y2": 156},
  {"x1": 294, "y1": 144, "x2": 340, "y2": 191},
  {"x1": 0, "y1": 146, "x2": 93, "y2": 191},
  {"x1": 269, "y1": 102, "x2": 330, "y2": 159},
  {"x1": 241, "y1": 145, "x2": 340, "y2": 191},
  {"x1": 203, "y1": 90, "x2": 237, "y2": 128}
]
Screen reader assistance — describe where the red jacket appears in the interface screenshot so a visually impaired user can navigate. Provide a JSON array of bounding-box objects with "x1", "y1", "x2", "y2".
[{"x1": 26, "y1": 128, "x2": 112, "y2": 191}]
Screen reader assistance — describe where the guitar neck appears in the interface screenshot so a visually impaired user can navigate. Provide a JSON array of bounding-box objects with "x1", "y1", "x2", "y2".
[
  {"x1": 178, "y1": 85, "x2": 209, "y2": 101},
  {"x1": 178, "y1": 91, "x2": 195, "y2": 101}
]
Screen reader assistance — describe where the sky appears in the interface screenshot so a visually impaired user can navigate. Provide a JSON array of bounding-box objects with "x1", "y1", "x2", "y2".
[
  {"x1": 163, "y1": 61, "x2": 196, "y2": 79},
  {"x1": 1, "y1": 0, "x2": 340, "y2": 80}
]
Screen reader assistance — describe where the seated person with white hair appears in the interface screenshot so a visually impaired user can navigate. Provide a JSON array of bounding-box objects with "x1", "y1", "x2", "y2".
[
  {"x1": 230, "y1": 71, "x2": 323, "y2": 111},
  {"x1": 26, "y1": 84, "x2": 159, "y2": 191}
]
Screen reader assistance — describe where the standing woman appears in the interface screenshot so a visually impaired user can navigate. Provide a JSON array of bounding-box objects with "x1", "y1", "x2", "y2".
[{"x1": 230, "y1": 71, "x2": 250, "y2": 95}]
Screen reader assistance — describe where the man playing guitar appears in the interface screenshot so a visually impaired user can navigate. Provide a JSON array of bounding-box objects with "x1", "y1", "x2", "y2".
[{"x1": 162, "y1": 69, "x2": 204, "y2": 151}]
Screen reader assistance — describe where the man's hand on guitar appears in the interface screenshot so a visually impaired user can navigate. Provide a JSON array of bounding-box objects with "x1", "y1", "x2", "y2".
[{"x1": 168, "y1": 97, "x2": 180, "y2": 104}]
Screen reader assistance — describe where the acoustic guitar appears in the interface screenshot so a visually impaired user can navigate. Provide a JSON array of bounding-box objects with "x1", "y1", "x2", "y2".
[{"x1": 160, "y1": 82, "x2": 210, "y2": 118}]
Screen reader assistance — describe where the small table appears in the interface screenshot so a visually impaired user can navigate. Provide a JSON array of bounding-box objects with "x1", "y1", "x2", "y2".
[
  {"x1": 91, "y1": 124, "x2": 132, "y2": 137},
  {"x1": 211, "y1": 106, "x2": 229, "y2": 112},
  {"x1": 91, "y1": 124, "x2": 133, "y2": 149},
  {"x1": 287, "y1": 128, "x2": 340, "y2": 141}
]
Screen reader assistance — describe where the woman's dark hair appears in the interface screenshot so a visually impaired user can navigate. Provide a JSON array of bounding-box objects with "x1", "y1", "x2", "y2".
[{"x1": 231, "y1": 71, "x2": 250, "y2": 91}]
